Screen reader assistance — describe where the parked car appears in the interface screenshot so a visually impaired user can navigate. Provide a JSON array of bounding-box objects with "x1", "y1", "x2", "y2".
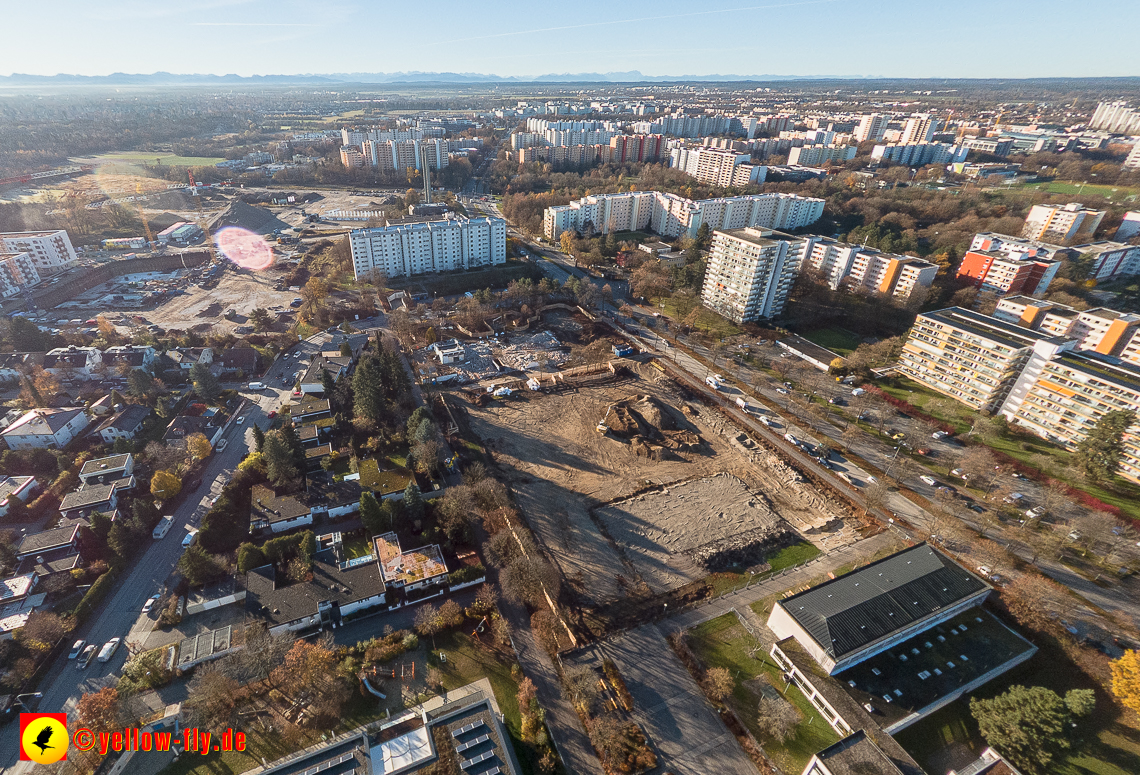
[
  {"x1": 950, "y1": 468, "x2": 970, "y2": 479},
  {"x1": 920, "y1": 475, "x2": 937, "y2": 486},
  {"x1": 77, "y1": 645, "x2": 97, "y2": 670},
  {"x1": 68, "y1": 640, "x2": 86, "y2": 660},
  {"x1": 216, "y1": 438, "x2": 228, "y2": 451},
  {"x1": 97, "y1": 638, "x2": 121, "y2": 663},
  {"x1": 966, "y1": 503, "x2": 986, "y2": 514},
  {"x1": 932, "y1": 430, "x2": 950, "y2": 440},
  {"x1": 267, "y1": 410, "x2": 277, "y2": 419},
  {"x1": 1026, "y1": 506, "x2": 1046, "y2": 519},
  {"x1": 775, "y1": 388, "x2": 788, "y2": 395},
  {"x1": 141, "y1": 594, "x2": 161, "y2": 614},
  {"x1": 891, "y1": 432, "x2": 907, "y2": 440}
]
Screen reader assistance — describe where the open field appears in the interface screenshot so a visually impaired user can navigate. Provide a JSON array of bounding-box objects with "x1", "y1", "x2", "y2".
[
  {"x1": 800, "y1": 327, "x2": 861, "y2": 356},
  {"x1": 1019, "y1": 180, "x2": 1140, "y2": 201},
  {"x1": 461, "y1": 360, "x2": 851, "y2": 616},
  {"x1": 657, "y1": 294, "x2": 743, "y2": 338},
  {"x1": 75, "y1": 152, "x2": 226, "y2": 167}
]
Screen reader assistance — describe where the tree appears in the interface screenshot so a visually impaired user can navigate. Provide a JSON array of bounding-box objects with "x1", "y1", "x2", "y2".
[
  {"x1": 559, "y1": 231, "x2": 573, "y2": 254},
  {"x1": 629, "y1": 262, "x2": 671, "y2": 301},
  {"x1": 704, "y1": 667, "x2": 734, "y2": 703},
  {"x1": 189, "y1": 363, "x2": 220, "y2": 401},
  {"x1": 970, "y1": 685, "x2": 1072, "y2": 773},
  {"x1": 1111, "y1": 650, "x2": 1140, "y2": 716},
  {"x1": 178, "y1": 546, "x2": 226, "y2": 587},
  {"x1": 186, "y1": 432, "x2": 212, "y2": 461},
  {"x1": 237, "y1": 542, "x2": 268, "y2": 574},
  {"x1": 301, "y1": 276, "x2": 330, "y2": 313},
  {"x1": 501, "y1": 556, "x2": 560, "y2": 608},
  {"x1": 339, "y1": 340, "x2": 352, "y2": 358},
  {"x1": 127, "y1": 369, "x2": 154, "y2": 398},
  {"x1": 251, "y1": 424, "x2": 265, "y2": 453},
  {"x1": 17, "y1": 612, "x2": 67, "y2": 651},
  {"x1": 360, "y1": 492, "x2": 387, "y2": 536},
  {"x1": 150, "y1": 469, "x2": 182, "y2": 501},
  {"x1": 862, "y1": 481, "x2": 891, "y2": 516},
  {"x1": 262, "y1": 431, "x2": 298, "y2": 486},
  {"x1": 1065, "y1": 689, "x2": 1095, "y2": 718},
  {"x1": 321, "y1": 368, "x2": 336, "y2": 395},
  {"x1": 402, "y1": 483, "x2": 424, "y2": 524},
  {"x1": 756, "y1": 695, "x2": 800, "y2": 743},
  {"x1": 438, "y1": 599, "x2": 464, "y2": 629},
  {"x1": 77, "y1": 687, "x2": 121, "y2": 733},
  {"x1": 1001, "y1": 574, "x2": 1068, "y2": 632},
  {"x1": 250, "y1": 308, "x2": 273, "y2": 333},
  {"x1": 184, "y1": 666, "x2": 240, "y2": 733},
  {"x1": 1075, "y1": 410, "x2": 1135, "y2": 482}
]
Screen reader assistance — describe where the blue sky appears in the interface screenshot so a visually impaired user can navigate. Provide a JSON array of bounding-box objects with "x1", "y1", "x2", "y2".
[{"x1": 1, "y1": 0, "x2": 1136, "y2": 78}]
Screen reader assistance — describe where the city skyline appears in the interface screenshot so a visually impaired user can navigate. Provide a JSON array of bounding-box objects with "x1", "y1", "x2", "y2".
[{"x1": 3, "y1": 0, "x2": 1139, "y2": 80}]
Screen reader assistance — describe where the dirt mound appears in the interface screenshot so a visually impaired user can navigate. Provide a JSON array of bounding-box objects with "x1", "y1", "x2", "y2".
[
  {"x1": 604, "y1": 403, "x2": 643, "y2": 438},
  {"x1": 630, "y1": 395, "x2": 675, "y2": 432},
  {"x1": 211, "y1": 200, "x2": 289, "y2": 235},
  {"x1": 631, "y1": 437, "x2": 664, "y2": 460}
]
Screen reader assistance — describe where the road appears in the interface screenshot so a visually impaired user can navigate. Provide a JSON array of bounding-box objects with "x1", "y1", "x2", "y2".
[{"x1": 0, "y1": 319, "x2": 387, "y2": 773}]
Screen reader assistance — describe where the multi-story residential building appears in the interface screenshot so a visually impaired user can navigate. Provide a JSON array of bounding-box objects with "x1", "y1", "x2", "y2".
[
  {"x1": 1022, "y1": 202, "x2": 1106, "y2": 242},
  {"x1": 1069, "y1": 240, "x2": 1140, "y2": 281},
  {"x1": 349, "y1": 215, "x2": 506, "y2": 280},
  {"x1": 543, "y1": 191, "x2": 824, "y2": 241},
  {"x1": 803, "y1": 238, "x2": 938, "y2": 300},
  {"x1": 1117, "y1": 211, "x2": 1140, "y2": 241},
  {"x1": 670, "y1": 147, "x2": 766, "y2": 187},
  {"x1": 853, "y1": 113, "x2": 890, "y2": 143},
  {"x1": 900, "y1": 114, "x2": 939, "y2": 144},
  {"x1": 510, "y1": 132, "x2": 543, "y2": 150},
  {"x1": 960, "y1": 137, "x2": 1014, "y2": 157},
  {"x1": 339, "y1": 146, "x2": 364, "y2": 168},
  {"x1": 898, "y1": 307, "x2": 1059, "y2": 412},
  {"x1": 787, "y1": 144, "x2": 857, "y2": 166},
  {"x1": 0, "y1": 407, "x2": 91, "y2": 450},
  {"x1": 700, "y1": 228, "x2": 807, "y2": 323},
  {"x1": 870, "y1": 142, "x2": 967, "y2": 166},
  {"x1": 42, "y1": 346, "x2": 103, "y2": 380},
  {"x1": 1125, "y1": 143, "x2": 1140, "y2": 171},
  {"x1": 957, "y1": 235, "x2": 1065, "y2": 297},
  {"x1": 362, "y1": 139, "x2": 449, "y2": 171},
  {"x1": 993, "y1": 296, "x2": 1140, "y2": 362},
  {"x1": 1090, "y1": 101, "x2": 1140, "y2": 135},
  {"x1": 0, "y1": 230, "x2": 77, "y2": 277},
  {"x1": 0, "y1": 251, "x2": 40, "y2": 298},
  {"x1": 512, "y1": 144, "x2": 613, "y2": 166},
  {"x1": 609, "y1": 134, "x2": 665, "y2": 164}
]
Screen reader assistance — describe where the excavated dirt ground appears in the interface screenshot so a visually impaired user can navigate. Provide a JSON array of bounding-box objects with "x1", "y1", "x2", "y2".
[{"x1": 463, "y1": 363, "x2": 851, "y2": 608}]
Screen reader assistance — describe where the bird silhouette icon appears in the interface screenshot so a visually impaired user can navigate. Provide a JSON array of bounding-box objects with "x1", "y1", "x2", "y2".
[{"x1": 32, "y1": 724, "x2": 55, "y2": 754}]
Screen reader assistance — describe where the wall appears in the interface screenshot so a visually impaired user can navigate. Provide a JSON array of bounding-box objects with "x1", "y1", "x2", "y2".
[{"x1": 26, "y1": 251, "x2": 211, "y2": 310}]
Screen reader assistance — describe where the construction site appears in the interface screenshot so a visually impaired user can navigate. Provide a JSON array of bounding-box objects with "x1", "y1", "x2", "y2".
[{"x1": 455, "y1": 354, "x2": 861, "y2": 634}]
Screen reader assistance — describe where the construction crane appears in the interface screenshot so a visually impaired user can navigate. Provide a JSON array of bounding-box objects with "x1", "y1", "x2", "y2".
[
  {"x1": 134, "y1": 182, "x2": 155, "y2": 249},
  {"x1": 187, "y1": 171, "x2": 220, "y2": 266}
]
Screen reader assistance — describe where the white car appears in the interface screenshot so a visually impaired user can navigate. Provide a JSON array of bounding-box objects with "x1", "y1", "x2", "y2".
[
  {"x1": 236, "y1": 416, "x2": 245, "y2": 425},
  {"x1": 216, "y1": 438, "x2": 228, "y2": 451},
  {"x1": 141, "y1": 594, "x2": 161, "y2": 614},
  {"x1": 919, "y1": 475, "x2": 937, "y2": 486},
  {"x1": 775, "y1": 388, "x2": 789, "y2": 395},
  {"x1": 97, "y1": 637, "x2": 121, "y2": 663},
  {"x1": 932, "y1": 430, "x2": 949, "y2": 440},
  {"x1": 68, "y1": 639, "x2": 86, "y2": 659}
]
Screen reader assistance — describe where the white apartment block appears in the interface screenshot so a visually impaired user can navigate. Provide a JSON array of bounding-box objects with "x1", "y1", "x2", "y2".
[
  {"x1": 787, "y1": 144, "x2": 857, "y2": 166},
  {"x1": 969, "y1": 232, "x2": 1072, "y2": 263},
  {"x1": 1117, "y1": 211, "x2": 1140, "y2": 241},
  {"x1": 340, "y1": 147, "x2": 365, "y2": 168},
  {"x1": 804, "y1": 238, "x2": 938, "y2": 300},
  {"x1": 545, "y1": 129, "x2": 613, "y2": 147},
  {"x1": 0, "y1": 230, "x2": 78, "y2": 277},
  {"x1": 0, "y1": 251, "x2": 40, "y2": 298},
  {"x1": 900, "y1": 114, "x2": 939, "y2": 144},
  {"x1": 1090, "y1": 102, "x2": 1140, "y2": 135},
  {"x1": 1022, "y1": 202, "x2": 1106, "y2": 242},
  {"x1": 349, "y1": 216, "x2": 506, "y2": 280},
  {"x1": 543, "y1": 191, "x2": 824, "y2": 241},
  {"x1": 1125, "y1": 143, "x2": 1140, "y2": 170},
  {"x1": 992, "y1": 296, "x2": 1140, "y2": 365},
  {"x1": 510, "y1": 133, "x2": 543, "y2": 150},
  {"x1": 853, "y1": 113, "x2": 889, "y2": 142},
  {"x1": 669, "y1": 147, "x2": 767, "y2": 187},
  {"x1": 871, "y1": 142, "x2": 966, "y2": 166},
  {"x1": 701, "y1": 228, "x2": 806, "y2": 323},
  {"x1": 362, "y1": 139, "x2": 449, "y2": 171},
  {"x1": 1071, "y1": 241, "x2": 1140, "y2": 281}
]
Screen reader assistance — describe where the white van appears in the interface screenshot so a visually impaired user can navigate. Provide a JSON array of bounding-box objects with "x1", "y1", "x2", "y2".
[
  {"x1": 182, "y1": 528, "x2": 199, "y2": 549},
  {"x1": 153, "y1": 515, "x2": 175, "y2": 540},
  {"x1": 247, "y1": 382, "x2": 266, "y2": 390}
]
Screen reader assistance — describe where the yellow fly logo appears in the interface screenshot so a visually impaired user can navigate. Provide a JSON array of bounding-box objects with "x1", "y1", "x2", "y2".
[{"x1": 20, "y1": 713, "x2": 69, "y2": 764}]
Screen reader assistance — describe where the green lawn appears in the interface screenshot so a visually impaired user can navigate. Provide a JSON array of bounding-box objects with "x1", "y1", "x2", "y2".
[
  {"x1": 1020, "y1": 180, "x2": 1140, "y2": 201},
  {"x1": 876, "y1": 375, "x2": 1140, "y2": 522},
  {"x1": 767, "y1": 541, "x2": 822, "y2": 572},
  {"x1": 357, "y1": 458, "x2": 414, "y2": 496},
  {"x1": 84, "y1": 152, "x2": 225, "y2": 166},
  {"x1": 800, "y1": 328, "x2": 861, "y2": 357},
  {"x1": 343, "y1": 536, "x2": 373, "y2": 559},
  {"x1": 657, "y1": 295, "x2": 743, "y2": 339},
  {"x1": 688, "y1": 614, "x2": 841, "y2": 773}
]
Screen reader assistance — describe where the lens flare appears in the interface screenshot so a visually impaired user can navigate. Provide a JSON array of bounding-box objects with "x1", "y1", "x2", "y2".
[{"x1": 215, "y1": 226, "x2": 275, "y2": 271}]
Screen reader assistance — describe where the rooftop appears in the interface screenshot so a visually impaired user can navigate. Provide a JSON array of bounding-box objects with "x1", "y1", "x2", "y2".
[
  {"x1": 374, "y1": 533, "x2": 448, "y2": 587},
  {"x1": 778, "y1": 543, "x2": 989, "y2": 660},
  {"x1": 245, "y1": 547, "x2": 386, "y2": 627},
  {"x1": 94, "y1": 404, "x2": 151, "y2": 433},
  {"x1": 16, "y1": 524, "x2": 79, "y2": 557},
  {"x1": 251, "y1": 483, "x2": 310, "y2": 525},
  {"x1": 1, "y1": 407, "x2": 86, "y2": 437},
  {"x1": 59, "y1": 483, "x2": 116, "y2": 512},
  {"x1": 919, "y1": 307, "x2": 1062, "y2": 351},
  {"x1": 80, "y1": 453, "x2": 132, "y2": 477},
  {"x1": 812, "y1": 730, "x2": 905, "y2": 775},
  {"x1": 0, "y1": 574, "x2": 35, "y2": 604}
]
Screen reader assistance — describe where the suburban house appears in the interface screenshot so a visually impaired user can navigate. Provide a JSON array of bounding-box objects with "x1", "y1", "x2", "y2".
[
  {"x1": 0, "y1": 572, "x2": 44, "y2": 640},
  {"x1": 79, "y1": 453, "x2": 134, "y2": 485},
  {"x1": 163, "y1": 414, "x2": 220, "y2": 447},
  {"x1": 288, "y1": 396, "x2": 332, "y2": 423},
  {"x1": 296, "y1": 422, "x2": 333, "y2": 448},
  {"x1": 165, "y1": 347, "x2": 214, "y2": 371},
  {"x1": 0, "y1": 476, "x2": 39, "y2": 517},
  {"x1": 245, "y1": 532, "x2": 387, "y2": 635},
  {"x1": 218, "y1": 345, "x2": 259, "y2": 376},
  {"x1": 0, "y1": 407, "x2": 91, "y2": 450},
  {"x1": 42, "y1": 346, "x2": 102, "y2": 380},
  {"x1": 17, "y1": 546, "x2": 82, "y2": 579},
  {"x1": 305, "y1": 443, "x2": 334, "y2": 472},
  {"x1": 299, "y1": 354, "x2": 354, "y2": 395},
  {"x1": 103, "y1": 345, "x2": 156, "y2": 371},
  {"x1": 0, "y1": 352, "x2": 43, "y2": 383},
  {"x1": 250, "y1": 484, "x2": 314, "y2": 534},
  {"x1": 374, "y1": 532, "x2": 449, "y2": 601},
  {"x1": 15, "y1": 523, "x2": 82, "y2": 561},
  {"x1": 767, "y1": 543, "x2": 1036, "y2": 735},
  {"x1": 59, "y1": 483, "x2": 118, "y2": 521},
  {"x1": 94, "y1": 404, "x2": 152, "y2": 444}
]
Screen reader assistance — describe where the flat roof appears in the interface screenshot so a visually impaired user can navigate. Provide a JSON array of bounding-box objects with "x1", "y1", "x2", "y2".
[
  {"x1": 919, "y1": 307, "x2": 1061, "y2": 351},
  {"x1": 371, "y1": 726, "x2": 433, "y2": 775},
  {"x1": 778, "y1": 543, "x2": 989, "y2": 660},
  {"x1": 375, "y1": 533, "x2": 448, "y2": 586},
  {"x1": 813, "y1": 730, "x2": 905, "y2": 775},
  {"x1": 80, "y1": 453, "x2": 132, "y2": 476}
]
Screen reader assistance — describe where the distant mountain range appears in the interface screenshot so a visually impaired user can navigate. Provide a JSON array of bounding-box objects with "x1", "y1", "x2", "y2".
[{"x1": 0, "y1": 70, "x2": 864, "y2": 86}]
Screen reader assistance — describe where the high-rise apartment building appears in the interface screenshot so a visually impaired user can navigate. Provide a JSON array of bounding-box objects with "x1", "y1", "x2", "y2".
[
  {"x1": 349, "y1": 216, "x2": 506, "y2": 280},
  {"x1": 701, "y1": 228, "x2": 806, "y2": 322},
  {"x1": 1124, "y1": 144, "x2": 1140, "y2": 170},
  {"x1": 0, "y1": 251, "x2": 40, "y2": 298},
  {"x1": 542, "y1": 191, "x2": 824, "y2": 241},
  {"x1": 670, "y1": 147, "x2": 766, "y2": 187},
  {"x1": 609, "y1": 134, "x2": 665, "y2": 164},
  {"x1": 1022, "y1": 202, "x2": 1106, "y2": 242},
  {"x1": 362, "y1": 139, "x2": 449, "y2": 172},
  {"x1": 900, "y1": 114, "x2": 939, "y2": 144},
  {"x1": 1090, "y1": 102, "x2": 1140, "y2": 135},
  {"x1": 1068, "y1": 241, "x2": 1140, "y2": 282},
  {"x1": 1116, "y1": 211, "x2": 1140, "y2": 241},
  {"x1": 0, "y1": 230, "x2": 78, "y2": 277},
  {"x1": 787, "y1": 144, "x2": 857, "y2": 166},
  {"x1": 340, "y1": 146, "x2": 365, "y2": 168},
  {"x1": 803, "y1": 238, "x2": 938, "y2": 300},
  {"x1": 853, "y1": 113, "x2": 890, "y2": 143},
  {"x1": 870, "y1": 143, "x2": 966, "y2": 167},
  {"x1": 955, "y1": 249, "x2": 1060, "y2": 298}
]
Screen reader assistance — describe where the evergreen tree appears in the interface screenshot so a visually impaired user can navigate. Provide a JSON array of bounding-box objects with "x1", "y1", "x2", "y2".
[
  {"x1": 1075, "y1": 410, "x2": 1136, "y2": 482},
  {"x1": 262, "y1": 432, "x2": 298, "y2": 486},
  {"x1": 279, "y1": 421, "x2": 306, "y2": 471},
  {"x1": 353, "y1": 354, "x2": 386, "y2": 423},
  {"x1": 971, "y1": 685, "x2": 1074, "y2": 773},
  {"x1": 189, "y1": 363, "x2": 221, "y2": 401},
  {"x1": 251, "y1": 424, "x2": 265, "y2": 453},
  {"x1": 127, "y1": 369, "x2": 153, "y2": 398},
  {"x1": 320, "y1": 368, "x2": 335, "y2": 396},
  {"x1": 360, "y1": 492, "x2": 387, "y2": 536},
  {"x1": 339, "y1": 340, "x2": 352, "y2": 358},
  {"x1": 402, "y1": 483, "x2": 424, "y2": 526}
]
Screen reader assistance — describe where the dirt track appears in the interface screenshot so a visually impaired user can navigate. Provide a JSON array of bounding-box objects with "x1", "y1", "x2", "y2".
[{"x1": 463, "y1": 363, "x2": 852, "y2": 608}]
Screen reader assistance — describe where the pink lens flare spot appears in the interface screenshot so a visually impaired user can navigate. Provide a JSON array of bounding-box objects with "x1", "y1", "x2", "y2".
[{"x1": 215, "y1": 227, "x2": 275, "y2": 271}]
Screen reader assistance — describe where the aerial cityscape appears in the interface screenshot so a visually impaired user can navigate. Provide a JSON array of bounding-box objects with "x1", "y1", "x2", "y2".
[{"x1": 2, "y1": 7, "x2": 1140, "y2": 775}]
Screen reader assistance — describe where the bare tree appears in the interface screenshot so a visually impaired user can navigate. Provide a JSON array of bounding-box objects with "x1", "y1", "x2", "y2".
[{"x1": 756, "y1": 695, "x2": 801, "y2": 742}]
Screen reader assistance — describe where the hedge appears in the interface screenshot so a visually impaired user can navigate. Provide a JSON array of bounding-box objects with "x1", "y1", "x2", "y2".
[
  {"x1": 72, "y1": 569, "x2": 118, "y2": 626},
  {"x1": 448, "y1": 564, "x2": 486, "y2": 586}
]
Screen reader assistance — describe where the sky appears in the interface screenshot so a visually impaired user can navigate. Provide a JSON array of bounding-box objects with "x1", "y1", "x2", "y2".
[{"x1": 1, "y1": 0, "x2": 1136, "y2": 79}]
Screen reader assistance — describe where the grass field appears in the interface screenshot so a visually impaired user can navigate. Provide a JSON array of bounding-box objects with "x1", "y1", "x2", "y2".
[
  {"x1": 657, "y1": 294, "x2": 743, "y2": 338},
  {"x1": 389, "y1": 261, "x2": 543, "y2": 296},
  {"x1": 688, "y1": 614, "x2": 841, "y2": 773},
  {"x1": 84, "y1": 152, "x2": 225, "y2": 166},
  {"x1": 800, "y1": 327, "x2": 862, "y2": 356},
  {"x1": 876, "y1": 375, "x2": 1140, "y2": 522},
  {"x1": 1020, "y1": 181, "x2": 1140, "y2": 201}
]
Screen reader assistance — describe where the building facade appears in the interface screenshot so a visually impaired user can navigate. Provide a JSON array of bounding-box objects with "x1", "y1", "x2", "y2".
[
  {"x1": 804, "y1": 238, "x2": 938, "y2": 300},
  {"x1": 788, "y1": 144, "x2": 857, "y2": 166},
  {"x1": 871, "y1": 142, "x2": 966, "y2": 167},
  {"x1": 700, "y1": 228, "x2": 806, "y2": 323},
  {"x1": 900, "y1": 114, "x2": 939, "y2": 144},
  {"x1": 669, "y1": 147, "x2": 767, "y2": 187},
  {"x1": 1090, "y1": 101, "x2": 1140, "y2": 135},
  {"x1": 0, "y1": 251, "x2": 40, "y2": 298},
  {"x1": 1022, "y1": 202, "x2": 1106, "y2": 242},
  {"x1": 0, "y1": 230, "x2": 78, "y2": 277},
  {"x1": 853, "y1": 113, "x2": 890, "y2": 143},
  {"x1": 349, "y1": 216, "x2": 506, "y2": 280}
]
